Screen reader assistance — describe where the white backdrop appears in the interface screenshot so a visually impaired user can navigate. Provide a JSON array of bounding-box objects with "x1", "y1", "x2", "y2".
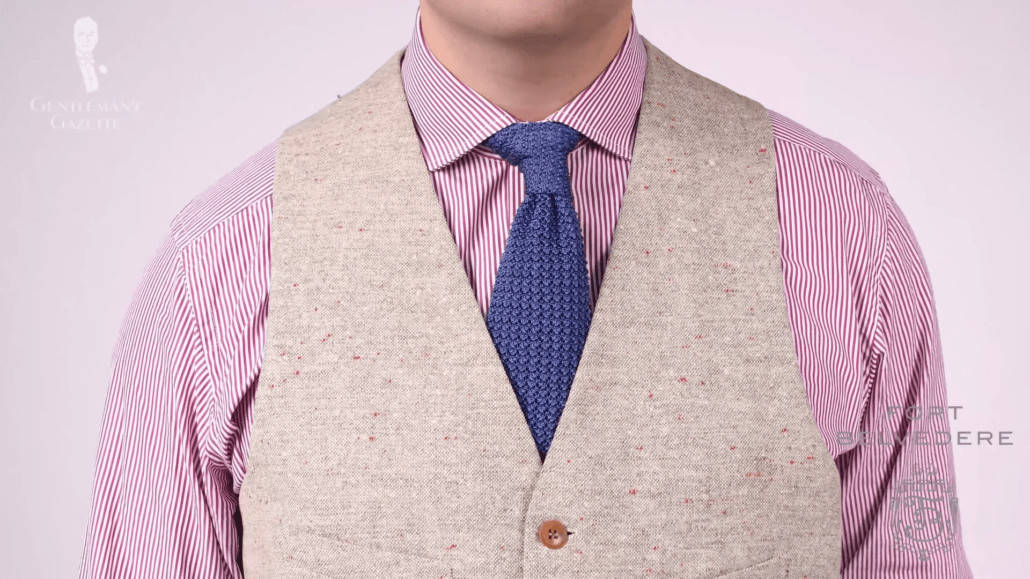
[{"x1": 1, "y1": 1, "x2": 1026, "y2": 576}]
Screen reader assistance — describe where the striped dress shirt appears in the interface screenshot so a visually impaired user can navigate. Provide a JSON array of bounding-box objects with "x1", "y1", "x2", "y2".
[{"x1": 79, "y1": 7, "x2": 972, "y2": 578}]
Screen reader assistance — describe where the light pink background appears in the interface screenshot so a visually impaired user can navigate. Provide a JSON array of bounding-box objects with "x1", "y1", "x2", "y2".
[{"x1": 1, "y1": 1, "x2": 1027, "y2": 576}]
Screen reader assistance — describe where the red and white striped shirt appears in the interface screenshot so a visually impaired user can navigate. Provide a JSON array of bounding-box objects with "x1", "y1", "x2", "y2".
[{"x1": 79, "y1": 8, "x2": 972, "y2": 578}]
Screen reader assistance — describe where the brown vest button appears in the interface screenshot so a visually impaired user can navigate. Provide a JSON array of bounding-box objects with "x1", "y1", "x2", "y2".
[{"x1": 537, "y1": 519, "x2": 569, "y2": 549}]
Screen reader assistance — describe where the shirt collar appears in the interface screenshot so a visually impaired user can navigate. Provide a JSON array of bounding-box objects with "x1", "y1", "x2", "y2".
[{"x1": 400, "y1": 7, "x2": 647, "y2": 171}]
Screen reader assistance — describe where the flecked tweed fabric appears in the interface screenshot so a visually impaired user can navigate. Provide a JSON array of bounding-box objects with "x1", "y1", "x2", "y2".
[
  {"x1": 484, "y1": 121, "x2": 592, "y2": 461},
  {"x1": 239, "y1": 37, "x2": 842, "y2": 577}
]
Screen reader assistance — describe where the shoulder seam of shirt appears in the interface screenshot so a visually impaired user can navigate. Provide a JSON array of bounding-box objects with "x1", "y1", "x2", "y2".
[
  {"x1": 767, "y1": 108, "x2": 888, "y2": 193},
  {"x1": 169, "y1": 141, "x2": 277, "y2": 252}
]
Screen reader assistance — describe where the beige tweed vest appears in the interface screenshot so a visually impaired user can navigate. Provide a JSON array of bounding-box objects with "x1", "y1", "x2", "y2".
[{"x1": 238, "y1": 38, "x2": 842, "y2": 577}]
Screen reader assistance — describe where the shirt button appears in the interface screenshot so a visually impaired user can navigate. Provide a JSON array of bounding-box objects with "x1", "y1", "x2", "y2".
[{"x1": 537, "y1": 519, "x2": 570, "y2": 549}]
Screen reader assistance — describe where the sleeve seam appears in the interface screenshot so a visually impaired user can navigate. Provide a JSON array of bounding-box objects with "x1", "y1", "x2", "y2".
[
  {"x1": 170, "y1": 232, "x2": 223, "y2": 469},
  {"x1": 865, "y1": 185, "x2": 895, "y2": 382}
]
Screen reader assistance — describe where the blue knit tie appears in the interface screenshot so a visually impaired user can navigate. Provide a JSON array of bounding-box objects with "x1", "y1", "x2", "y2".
[{"x1": 484, "y1": 121, "x2": 592, "y2": 462}]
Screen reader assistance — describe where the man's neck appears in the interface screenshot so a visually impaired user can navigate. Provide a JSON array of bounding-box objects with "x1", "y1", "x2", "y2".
[{"x1": 419, "y1": 6, "x2": 633, "y2": 122}]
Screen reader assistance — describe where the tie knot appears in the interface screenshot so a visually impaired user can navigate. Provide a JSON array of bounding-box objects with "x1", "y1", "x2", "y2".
[
  {"x1": 484, "y1": 121, "x2": 582, "y2": 167},
  {"x1": 485, "y1": 122, "x2": 582, "y2": 196}
]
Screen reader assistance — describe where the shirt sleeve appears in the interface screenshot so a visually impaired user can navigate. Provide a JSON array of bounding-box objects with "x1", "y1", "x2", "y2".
[
  {"x1": 837, "y1": 186, "x2": 974, "y2": 578},
  {"x1": 78, "y1": 228, "x2": 243, "y2": 578}
]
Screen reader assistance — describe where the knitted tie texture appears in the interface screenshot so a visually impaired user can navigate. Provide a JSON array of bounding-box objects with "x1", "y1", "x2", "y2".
[{"x1": 484, "y1": 121, "x2": 592, "y2": 462}]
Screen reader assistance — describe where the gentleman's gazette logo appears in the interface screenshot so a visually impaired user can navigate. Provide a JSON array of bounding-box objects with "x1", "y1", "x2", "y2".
[
  {"x1": 74, "y1": 16, "x2": 106, "y2": 93},
  {"x1": 28, "y1": 16, "x2": 142, "y2": 130}
]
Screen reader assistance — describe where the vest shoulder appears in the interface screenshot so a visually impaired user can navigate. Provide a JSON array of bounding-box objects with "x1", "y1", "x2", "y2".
[
  {"x1": 768, "y1": 108, "x2": 887, "y2": 190},
  {"x1": 642, "y1": 38, "x2": 767, "y2": 122},
  {"x1": 168, "y1": 141, "x2": 276, "y2": 250},
  {"x1": 281, "y1": 48, "x2": 407, "y2": 142},
  {"x1": 646, "y1": 39, "x2": 886, "y2": 190}
]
